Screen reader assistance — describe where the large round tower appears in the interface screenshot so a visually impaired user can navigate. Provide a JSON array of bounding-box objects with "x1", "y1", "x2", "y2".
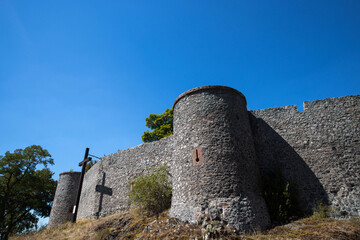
[
  {"x1": 169, "y1": 85, "x2": 270, "y2": 231},
  {"x1": 48, "y1": 171, "x2": 81, "y2": 228}
]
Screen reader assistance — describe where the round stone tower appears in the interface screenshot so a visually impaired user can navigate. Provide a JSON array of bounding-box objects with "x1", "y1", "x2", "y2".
[
  {"x1": 48, "y1": 171, "x2": 81, "y2": 228},
  {"x1": 169, "y1": 85, "x2": 270, "y2": 232}
]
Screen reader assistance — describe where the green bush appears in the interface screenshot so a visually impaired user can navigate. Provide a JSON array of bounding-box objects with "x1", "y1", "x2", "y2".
[
  {"x1": 311, "y1": 202, "x2": 332, "y2": 220},
  {"x1": 128, "y1": 164, "x2": 172, "y2": 216},
  {"x1": 262, "y1": 170, "x2": 303, "y2": 224}
]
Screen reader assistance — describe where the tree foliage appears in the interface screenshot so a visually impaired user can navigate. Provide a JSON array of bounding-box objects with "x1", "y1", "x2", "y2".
[
  {"x1": 128, "y1": 164, "x2": 172, "y2": 216},
  {"x1": 85, "y1": 159, "x2": 97, "y2": 173},
  {"x1": 141, "y1": 108, "x2": 173, "y2": 143},
  {"x1": 0, "y1": 145, "x2": 57, "y2": 240}
]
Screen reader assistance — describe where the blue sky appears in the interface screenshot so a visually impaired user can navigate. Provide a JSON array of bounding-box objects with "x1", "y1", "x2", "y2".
[{"x1": 1, "y1": 0, "x2": 359, "y2": 181}]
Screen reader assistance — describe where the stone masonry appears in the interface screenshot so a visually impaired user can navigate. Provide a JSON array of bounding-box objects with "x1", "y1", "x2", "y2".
[
  {"x1": 250, "y1": 95, "x2": 360, "y2": 218},
  {"x1": 169, "y1": 86, "x2": 270, "y2": 231},
  {"x1": 48, "y1": 85, "x2": 360, "y2": 231},
  {"x1": 48, "y1": 172, "x2": 81, "y2": 228}
]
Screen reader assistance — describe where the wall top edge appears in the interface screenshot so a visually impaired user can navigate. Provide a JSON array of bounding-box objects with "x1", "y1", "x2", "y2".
[
  {"x1": 251, "y1": 94, "x2": 359, "y2": 114},
  {"x1": 250, "y1": 105, "x2": 299, "y2": 114},
  {"x1": 110, "y1": 134, "x2": 174, "y2": 155},
  {"x1": 173, "y1": 85, "x2": 246, "y2": 109},
  {"x1": 59, "y1": 171, "x2": 81, "y2": 176}
]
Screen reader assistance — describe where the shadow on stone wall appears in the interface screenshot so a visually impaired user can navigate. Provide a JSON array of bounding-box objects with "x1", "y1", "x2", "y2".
[
  {"x1": 95, "y1": 172, "x2": 113, "y2": 218},
  {"x1": 248, "y1": 113, "x2": 329, "y2": 214}
]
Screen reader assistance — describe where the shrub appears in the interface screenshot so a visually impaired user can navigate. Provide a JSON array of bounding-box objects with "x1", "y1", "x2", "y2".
[
  {"x1": 128, "y1": 164, "x2": 172, "y2": 216},
  {"x1": 311, "y1": 202, "x2": 332, "y2": 220},
  {"x1": 262, "y1": 170, "x2": 303, "y2": 224}
]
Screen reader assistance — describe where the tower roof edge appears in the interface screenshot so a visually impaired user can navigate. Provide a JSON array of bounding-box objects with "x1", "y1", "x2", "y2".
[{"x1": 173, "y1": 85, "x2": 246, "y2": 109}]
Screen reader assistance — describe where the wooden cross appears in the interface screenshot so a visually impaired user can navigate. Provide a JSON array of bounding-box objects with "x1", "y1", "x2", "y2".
[
  {"x1": 72, "y1": 148, "x2": 92, "y2": 223},
  {"x1": 79, "y1": 157, "x2": 92, "y2": 167}
]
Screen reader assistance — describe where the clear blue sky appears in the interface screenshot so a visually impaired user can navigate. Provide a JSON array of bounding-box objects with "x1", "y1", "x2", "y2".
[{"x1": 1, "y1": 0, "x2": 359, "y2": 180}]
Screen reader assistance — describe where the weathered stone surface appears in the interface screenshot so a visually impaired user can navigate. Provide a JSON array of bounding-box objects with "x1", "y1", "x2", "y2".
[
  {"x1": 77, "y1": 135, "x2": 174, "y2": 219},
  {"x1": 48, "y1": 171, "x2": 81, "y2": 228},
  {"x1": 169, "y1": 86, "x2": 270, "y2": 231},
  {"x1": 251, "y1": 95, "x2": 360, "y2": 218},
  {"x1": 49, "y1": 85, "x2": 360, "y2": 231}
]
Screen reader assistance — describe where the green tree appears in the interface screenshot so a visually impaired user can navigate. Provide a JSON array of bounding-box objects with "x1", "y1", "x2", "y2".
[
  {"x1": 141, "y1": 108, "x2": 173, "y2": 143},
  {"x1": 0, "y1": 145, "x2": 57, "y2": 240}
]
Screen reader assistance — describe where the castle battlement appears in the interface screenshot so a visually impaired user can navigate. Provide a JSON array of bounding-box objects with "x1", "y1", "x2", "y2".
[{"x1": 48, "y1": 86, "x2": 360, "y2": 231}]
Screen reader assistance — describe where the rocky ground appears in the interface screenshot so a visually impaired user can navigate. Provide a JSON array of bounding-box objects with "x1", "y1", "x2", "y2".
[{"x1": 10, "y1": 209, "x2": 360, "y2": 240}]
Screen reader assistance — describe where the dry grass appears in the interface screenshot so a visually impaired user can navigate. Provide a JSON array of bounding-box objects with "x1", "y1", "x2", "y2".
[
  {"x1": 10, "y1": 210, "x2": 360, "y2": 240},
  {"x1": 244, "y1": 218, "x2": 360, "y2": 240}
]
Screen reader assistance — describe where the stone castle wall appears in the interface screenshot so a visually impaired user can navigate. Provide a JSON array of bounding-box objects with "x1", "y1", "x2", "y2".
[
  {"x1": 77, "y1": 135, "x2": 173, "y2": 219},
  {"x1": 169, "y1": 86, "x2": 270, "y2": 231},
  {"x1": 48, "y1": 172, "x2": 81, "y2": 228},
  {"x1": 250, "y1": 95, "x2": 360, "y2": 218},
  {"x1": 49, "y1": 85, "x2": 359, "y2": 231}
]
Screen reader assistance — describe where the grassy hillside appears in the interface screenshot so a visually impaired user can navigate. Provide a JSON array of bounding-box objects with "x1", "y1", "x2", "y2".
[{"x1": 10, "y1": 209, "x2": 360, "y2": 240}]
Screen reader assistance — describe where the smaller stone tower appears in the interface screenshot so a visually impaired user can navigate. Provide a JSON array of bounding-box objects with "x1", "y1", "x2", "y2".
[
  {"x1": 169, "y1": 85, "x2": 270, "y2": 232},
  {"x1": 48, "y1": 171, "x2": 81, "y2": 228}
]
